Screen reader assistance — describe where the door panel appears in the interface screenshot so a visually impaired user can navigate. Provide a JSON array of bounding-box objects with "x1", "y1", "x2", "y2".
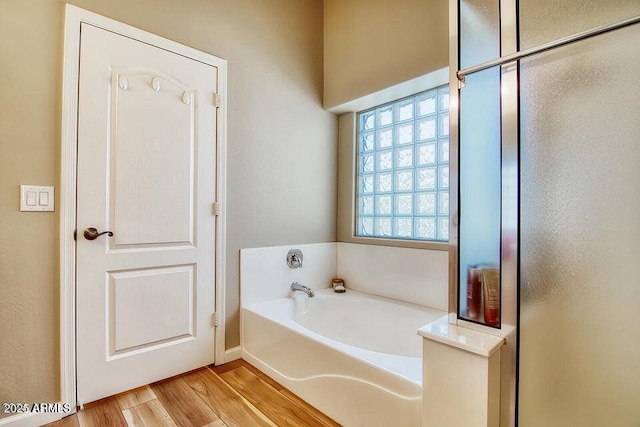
[
  {"x1": 111, "y1": 69, "x2": 195, "y2": 246},
  {"x1": 519, "y1": 20, "x2": 640, "y2": 427},
  {"x1": 109, "y1": 265, "x2": 194, "y2": 354},
  {"x1": 77, "y1": 23, "x2": 217, "y2": 403}
]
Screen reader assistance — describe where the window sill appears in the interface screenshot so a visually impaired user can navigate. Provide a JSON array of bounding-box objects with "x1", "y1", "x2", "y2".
[{"x1": 338, "y1": 235, "x2": 449, "y2": 251}]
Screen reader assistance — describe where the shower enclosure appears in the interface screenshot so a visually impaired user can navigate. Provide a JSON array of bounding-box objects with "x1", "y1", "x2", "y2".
[{"x1": 450, "y1": 1, "x2": 640, "y2": 425}]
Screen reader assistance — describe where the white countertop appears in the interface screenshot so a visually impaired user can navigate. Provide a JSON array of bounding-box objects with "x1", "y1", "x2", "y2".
[{"x1": 418, "y1": 315, "x2": 505, "y2": 357}]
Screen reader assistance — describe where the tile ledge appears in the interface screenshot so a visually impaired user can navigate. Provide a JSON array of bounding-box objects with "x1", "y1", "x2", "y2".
[{"x1": 418, "y1": 315, "x2": 505, "y2": 357}]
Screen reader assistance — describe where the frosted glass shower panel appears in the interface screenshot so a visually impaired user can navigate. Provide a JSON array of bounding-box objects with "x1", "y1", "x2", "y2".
[
  {"x1": 458, "y1": 67, "x2": 501, "y2": 326},
  {"x1": 519, "y1": 23, "x2": 640, "y2": 427},
  {"x1": 519, "y1": 0, "x2": 640, "y2": 50},
  {"x1": 459, "y1": 0, "x2": 500, "y2": 68}
]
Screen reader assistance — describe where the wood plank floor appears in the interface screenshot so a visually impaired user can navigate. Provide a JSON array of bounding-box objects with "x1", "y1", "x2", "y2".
[{"x1": 43, "y1": 360, "x2": 340, "y2": 427}]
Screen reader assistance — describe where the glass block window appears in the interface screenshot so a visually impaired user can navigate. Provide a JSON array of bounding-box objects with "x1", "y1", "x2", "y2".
[{"x1": 356, "y1": 85, "x2": 450, "y2": 241}]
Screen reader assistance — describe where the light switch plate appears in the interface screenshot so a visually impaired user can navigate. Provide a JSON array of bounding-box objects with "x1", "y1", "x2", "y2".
[{"x1": 20, "y1": 185, "x2": 54, "y2": 212}]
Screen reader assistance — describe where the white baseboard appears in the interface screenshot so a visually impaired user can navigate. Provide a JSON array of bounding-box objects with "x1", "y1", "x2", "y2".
[
  {"x1": 0, "y1": 407, "x2": 72, "y2": 427},
  {"x1": 222, "y1": 346, "x2": 242, "y2": 363}
]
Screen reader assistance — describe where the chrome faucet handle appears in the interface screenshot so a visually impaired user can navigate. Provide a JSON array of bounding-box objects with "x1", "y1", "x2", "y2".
[{"x1": 286, "y1": 249, "x2": 303, "y2": 269}]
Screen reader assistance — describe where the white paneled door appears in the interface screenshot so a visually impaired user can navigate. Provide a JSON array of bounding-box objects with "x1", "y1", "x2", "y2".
[{"x1": 76, "y1": 23, "x2": 218, "y2": 404}]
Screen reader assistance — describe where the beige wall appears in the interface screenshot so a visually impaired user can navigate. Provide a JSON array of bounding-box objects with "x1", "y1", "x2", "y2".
[
  {"x1": 0, "y1": 0, "x2": 336, "y2": 408},
  {"x1": 323, "y1": 0, "x2": 449, "y2": 110}
]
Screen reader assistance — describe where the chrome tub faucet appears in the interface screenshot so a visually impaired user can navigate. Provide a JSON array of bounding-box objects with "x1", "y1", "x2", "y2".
[{"x1": 291, "y1": 281, "x2": 314, "y2": 297}]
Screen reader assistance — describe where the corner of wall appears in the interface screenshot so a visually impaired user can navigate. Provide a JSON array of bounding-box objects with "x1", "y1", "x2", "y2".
[
  {"x1": 323, "y1": 0, "x2": 449, "y2": 110},
  {"x1": 240, "y1": 242, "x2": 338, "y2": 307},
  {"x1": 336, "y1": 242, "x2": 448, "y2": 310},
  {"x1": 337, "y1": 113, "x2": 356, "y2": 242}
]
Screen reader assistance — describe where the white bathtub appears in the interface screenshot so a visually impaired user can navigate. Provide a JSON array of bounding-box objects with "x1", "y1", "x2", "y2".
[{"x1": 241, "y1": 288, "x2": 445, "y2": 427}]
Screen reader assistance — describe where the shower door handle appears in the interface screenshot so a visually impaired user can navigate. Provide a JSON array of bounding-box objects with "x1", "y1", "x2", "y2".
[{"x1": 83, "y1": 227, "x2": 113, "y2": 240}]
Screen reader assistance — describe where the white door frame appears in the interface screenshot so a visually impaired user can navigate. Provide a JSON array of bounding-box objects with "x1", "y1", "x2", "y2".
[{"x1": 57, "y1": 4, "x2": 226, "y2": 422}]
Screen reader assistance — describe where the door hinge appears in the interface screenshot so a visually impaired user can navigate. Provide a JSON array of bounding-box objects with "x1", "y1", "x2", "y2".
[
  {"x1": 213, "y1": 312, "x2": 219, "y2": 327},
  {"x1": 214, "y1": 93, "x2": 221, "y2": 108},
  {"x1": 73, "y1": 230, "x2": 77, "y2": 241},
  {"x1": 212, "y1": 202, "x2": 219, "y2": 216}
]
